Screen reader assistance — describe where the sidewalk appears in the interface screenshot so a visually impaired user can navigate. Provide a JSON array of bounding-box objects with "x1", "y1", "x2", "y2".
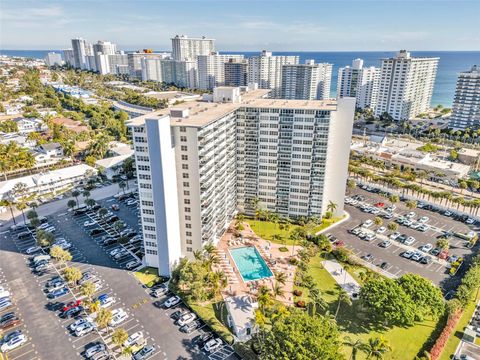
[{"x1": 322, "y1": 259, "x2": 361, "y2": 299}]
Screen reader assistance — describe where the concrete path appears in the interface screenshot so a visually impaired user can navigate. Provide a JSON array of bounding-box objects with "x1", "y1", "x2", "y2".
[{"x1": 322, "y1": 259, "x2": 361, "y2": 299}]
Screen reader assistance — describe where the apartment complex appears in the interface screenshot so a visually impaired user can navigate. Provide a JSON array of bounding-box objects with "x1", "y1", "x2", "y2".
[
  {"x1": 129, "y1": 86, "x2": 355, "y2": 274},
  {"x1": 71, "y1": 38, "x2": 93, "y2": 69},
  {"x1": 337, "y1": 58, "x2": 379, "y2": 109},
  {"x1": 44, "y1": 52, "x2": 63, "y2": 67},
  {"x1": 281, "y1": 60, "x2": 333, "y2": 100},
  {"x1": 248, "y1": 51, "x2": 299, "y2": 97},
  {"x1": 224, "y1": 59, "x2": 248, "y2": 87},
  {"x1": 171, "y1": 35, "x2": 215, "y2": 61},
  {"x1": 197, "y1": 53, "x2": 245, "y2": 90},
  {"x1": 449, "y1": 65, "x2": 480, "y2": 130},
  {"x1": 375, "y1": 50, "x2": 439, "y2": 120}
]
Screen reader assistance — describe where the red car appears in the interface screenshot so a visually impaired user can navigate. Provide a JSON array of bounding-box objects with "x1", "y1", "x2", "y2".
[
  {"x1": 374, "y1": 202, "x2": 385, "y2": 208},
  {"x1": 62, "y1": 300, "x2": 82, "y2": 312}
]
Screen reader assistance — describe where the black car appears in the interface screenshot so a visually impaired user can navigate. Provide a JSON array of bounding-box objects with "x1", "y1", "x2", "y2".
[
  {"x1": 103, "y1": 237, "x2": 118, "y2": 246},
  {"x1": 90, "y1": 228, "x2": 105, "y2": 237},
  {"x1": 0, "y1": 312, "x2": 16, "y2": 323},
  {"x1": 170, "y1": 309, "x2": 187, "y2": 320},
  {"x1": 106, "y1": 216, "x2": 120, "y2": 224},
  {"x1": 46, "y1": 276, "x2": 63, "y2": 287},
  {"x1": 61, "y1": 306, "x2": 84, "y2": 318},
  {"x1": 379, "y1": 262, "x2": 389, "y2": 270},
  {"x1": 195, "y1": 333, "x2": 214, "y2": 347}
]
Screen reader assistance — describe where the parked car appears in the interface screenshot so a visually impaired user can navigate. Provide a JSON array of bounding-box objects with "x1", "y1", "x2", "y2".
[
  {"x1": 402, "y1": 251, "x2": 414, "y2": 259},
  {"x1": 389, "y1": 232, "x2": 401, "y2": 240},
  {"x1": 124, "y1": 331, "x2": 144, "y2": 348},
  {"x1": 84, "y1": 220, "x2": 97, "y2": 227},
  {"x1": 362, "y1": 253, "x2": 374, "y2": 262},
  {"x1": 379, "y1": 240, "x2": 392, "y2": 248},
  {"x1": 125, "y1": 260, "x2": 141, "y2": 270},
  {"x1": 176, "y1": 312, "x2": 197, "y2": 326},
  {"x1": 89, "y1": 228, "x2": 105, "y2": 237},
  {"x1": 133, "y1": 345, "x2": 155, "y2": 360},
  {"x1": 61, "y1": 306, "x2": 84, "y2": 319},
  {"x1": 204, "y1": 338, "x2": 223, "y2": 353},
  {"x1": 85, "y1": 342, "x2": 106, "y2": 359},
  {"x1": 419, "y1": 216, "x2": 429, "y2": 223},
  {"x1": 180, "y1": 320, "x2": 202, "y2": 333},
  {"x1": 404, "y1": 236, "x2": 416, "y2": 246},
  {"x1": 362, "y1": 219, "x2": 373, "y2": 228},
  {"x1": 109, "y1": 308, "x2": 128, "y2": 326},
  {"x1": 69, "y1": 317, "x2": 93, "y2": 332},
  {"x1": 62, "y1": 300, "x2": 82, "y2": 312},
  {"x1": 25, "y1": 246, "x2": 41, "y2": 255},
  {"x1": 98, "y1": 295, "x2": 116, "y2": 308},
  {"x1": 411, "y1": 252, "x2": 423, "y2": 261},
  {"x1": 420, "y1": 256, "x2": 433, "y2": 265},
  {"x1": 47, "y1": 287, "x2": 69, "y2": 299},
  {"x1": 75, "y1": 321, "x2": 95, "y2": 337},
  {"x1": 376, "y1": 226, "x2": 386, "y2": 234},
  {"x1": 0, "y1": 333, "x2": 27, "y2": 352},
  {"x1": 164, "y1": 296, "x2": 181, "y2": 308},
  {"x1": 111, "y1": 204, "x2": 120, "y2": 211},
  {"x1": 420, "y1": 243, "x2": 433, "y2": 253},
  {"x1": 379, "y1": 262, "x2": 389, "y2": 270},
  {"x1": 365, "y1": 233, "x2": 376, "y2": 242}
]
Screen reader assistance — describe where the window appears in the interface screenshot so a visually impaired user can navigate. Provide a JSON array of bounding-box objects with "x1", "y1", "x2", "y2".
[
  {"x1": 180, "y1": 126, "x2": 186, "y2": 132},
  {"x1": 144, "y1": 225, "x2": 156, "y2": 231},
  {"x1": 186, "y1": 231, "x2": 192, "y2": 236},
  {"x1": 145, "y1": 233, "x2": 156, "y2": 239},
  {"x1": 182, "y1": 173, "x2": 189, "y2": 179},
  {"x1": 185, "y1": 223, "x2": 191, "y2": 229},
  {"x1": 184, "y1": 207, "x2": 191, "y2": 213},
  {"x1": 142, "y1": 209, "x2": 155, "y2": 215},
  {"x1": 186, "y1": 247, "x2": 192, "y2": 252},
  {"x1": 143, "y1": 217, "x2": 155, "y2": 223},
  {"x1": 185, "y1": 215, "x2": 191, "y2": 220},
  {"x1": 181, "y1": 155, "x2": 188, "y2": 160},
  {"x1": 184, "y1": 199, "x2": 190, "y2": 204},
  {"x1": 182, "y1": 164, "x2": 189, "y2": 170},
  {"x1": 180, "y1": 136, "x2": 187, "y2": 142},
  {"x1": 146, "y1": 249, "x2": 157, "y2": 255},
  {"x1": 186, "y1": 239, "x2": 192, "y2": 244},
  {"x1": 183, "y1": 182, "x2": 189, "y2": 187},
  {"x1": 184, "y1": 190, "x2": 190, "y2": 196},
  {"x1": 181, "y1": 146, "x2": 188, "y2": 151},
  {"x1": 140, "y1": 183, "x2": 152, "y2": 189},
  {"x1": 141, "y1": 200, "x2": 154, "y2": 206}
]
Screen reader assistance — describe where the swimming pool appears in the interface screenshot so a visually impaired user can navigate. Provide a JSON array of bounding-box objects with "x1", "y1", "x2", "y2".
[{"x1": 230, "y1": 246, "x2": 273, "y2": 282}]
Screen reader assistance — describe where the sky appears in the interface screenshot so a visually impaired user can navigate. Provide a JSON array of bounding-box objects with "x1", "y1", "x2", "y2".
[{"x1": 1, "y1": 0, "x2": 479, "y2": 51}]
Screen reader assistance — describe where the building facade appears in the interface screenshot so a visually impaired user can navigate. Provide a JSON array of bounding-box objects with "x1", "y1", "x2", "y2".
[
  {"x1": 248, "y1": 51, "x2": 299, "y2": 97},
  {"x1": 129, "y1": 87, "x2": 355, "y2": 275},
  {"x1": 171, "y1": 35, "x2": 215, "y2": 61},
  {"x1": 62, "y1": 49, "x2": 75, "y2": 67},
  {"x1": 375, "y1": 50, "x2": 439, "y2": 120},
  {"x1": 281, "y1": 60, "x2": 333, "y2": 100},
  {"x1": 197, "y1": 53, "x2": 244, "y2": 90},
  {"x1": 71, "y1": 38, "x2": 93, "y2": 70},
  {"x1": 224, "y1": 59, "x2": 248, "y2": 87},
  {"x1": 45, "y1": 52, "x2": 63, "y2": 67},
  {"x1": 92, "y1": 41, "x2": 117, "y2": 56},
  {"x1": 337, "y1": 58, "x2": 379, "y2": 109},
  {"x1": 449, "y1": 65, "x2": 480, "y2": 130}
]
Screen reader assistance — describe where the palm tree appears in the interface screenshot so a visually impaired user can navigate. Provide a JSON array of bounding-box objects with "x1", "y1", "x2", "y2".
[
  {"x1": 274, "y1": 271, "x2": 287, "y2": 285},
  {"x1": 111, "y1": 327, "x2": 129, "y2": 353},
  {"x1": 85, "y1": 198, "x2": 96, "y2": 208},
  {"x1": 360, "y1": 337, "x2": 392, "y2": 359},
  {"x1": 289, "y1": 230, "x2": 300, "y2": 256},
  {"x1": 326, "y1": 200, "x2": 337, "y2": 215},
  {"x1": 82, "y1": 190, "x2": 91, "y2": 200},
  {"x1": 387, "y1": 222, "x2": 398, "y2": 232},
  {"x1": 347, "y1": 179, "x2": 357, "y2": 193},
  {"x1": 67, "y1": 199, "x2": 76, "y2": 211},
  {"x1": 98, "y1": 207, "x2": 108, "y2": 219},
  {"x1": 373, "y1": 217, "x2": 383, "y2": 227},
  {"x1": 71, "y1": 190, "x2": 80, "y2": 207},
  {"x1": 272, "y1": 283, "x2": 285, "y2": 298},
  {"x1": 406, "y1": 200, "x2": 417, "y2": 210},
  {"x1": 0, "y1": 198, "x2": 16, "y2": 225},
  {"x1": 16, "y1": 201, "x2": 28, "y2": 225},
  {"x1": 344, "y1": 336, "x2": 365, "y2": 360},
  {"x1": 307, "y1": 286, "x2": 326, "y2": 316},
  {"x1": 334, "y1": 289, "x2": 352, "y2": 319},
  {"x1": 118, "y1": 181, "x2": 126, "y2": 194}
]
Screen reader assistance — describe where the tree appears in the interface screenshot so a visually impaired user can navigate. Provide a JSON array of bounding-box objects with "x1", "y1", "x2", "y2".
[
  {"x1": 63, "y1": 266, "x2": 82, "y2": 285},
  {"x1": 397, "y1": 274, "x2": 445, "y2": 320},
  {"x1": 347, "y1": 179, "x2": 357, "y2": 192},
  {"x1": 259, "y1": 310, "x2": 342, "y2": 360},
  {"x1": 36, "y1": 229, "x2": 55, "y2": 247},
  {"x1": 82, "y1": 190, "x2": 91, "y2": 200},
  {"x1": 96, "y1": 308, "x2": 113, "y2": 331},
  {"x1": 459, "y1": 181, "x2": 468, "y2": 194},
  {"x1": 67, "y1": 199, "x2": 77, "y2": 211},
  {"x1": 360, "y1": 337, "x2": 392, "y2": 359},
  {"x1": 111, "y1": 327, "x2": 129, "y2": 352},
  {"x1": 387, "y1": 222, "x2": 398, "y2": 232},
  {"x1": 373, "y1": 217, "x2": 383, "y2": 227},
  {"x1": 16, "y1": 201, "x2": 28, "y2": 225},
  {"x1": 344, "y1": 336, "x2": 365, "y2": 360},
  {"x1": 335, "y1": 290, "x2": 352, "y2": 319},
  {"x1": 71, "y1": 190, "x2": 80, "y2": 207},
  {"x1": 50, "y1": 246, "x2": 72, "y2": 265},
  {"x1": 98, "y1": 207, "x2": 108, "y2": 219},
  {"x1": 0, "y1": 199, "x2": 17, "y2": 225},
  {"x1": 85, "y1": 198, "x2": 96, "y2": 208},
  {"x1": 389, "y1": 194, "x2": 399, "y2": 206},
  {"x1": 26, "y1": 209, "x2": 38, "y2": 222},
  {"x1": 275, "y1": 271, "x2": 287, "y2": 286},
  {"x1": 118, "y1": 181, "x2": 126, "y2": 194},
  {"x1": 326, "y1": 200, "x2": 338, "y2": 215},
  {"x1": 436, "y1": 238, "x2": 450, "y2": 251},
  {"x1": 406, "y1": 200, "x2": 417, "y2": 210}
]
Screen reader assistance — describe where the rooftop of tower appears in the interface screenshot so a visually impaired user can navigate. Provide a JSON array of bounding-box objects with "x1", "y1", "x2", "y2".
[{"x1": 127, "y1": 87, "x2": 339, "y2": 128}]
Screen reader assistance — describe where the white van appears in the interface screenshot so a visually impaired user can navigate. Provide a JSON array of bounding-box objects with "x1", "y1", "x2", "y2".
[{"x1": 32, "y1": 254, "x2": 51, "y2": 265}]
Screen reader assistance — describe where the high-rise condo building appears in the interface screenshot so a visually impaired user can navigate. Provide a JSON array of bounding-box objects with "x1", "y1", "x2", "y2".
[
  {"x1": 171, "y1": 35, "x2": 215, "y2": 61},
  {"x1": 248, "y1": 50, "x2": 299, "y2": 97},
  {"x1": 197, "y1": 53, "x2": 244, "y2": 90},
  {"x1": 63, "y1": 49, "x2": 75, "y2": 67},
  {"x1": 281, "y1": 60, "x2": 333, "y2": 100},
  {"x1": 107, "y1": 53, "x2": 129, "y2": 75},
  {"x1": 92, "y1": 40, "x2": 117, "y2": 56},
  {"x1": 128, "y1": 52, "x2": 169, "y2": 78},
  {"x1": 375, "y1": 50, "x2": 439, "y2": 120},
  {"x1": 449, "y1": 65, "x2": 480, "y2": 130},
  {"x1": 44, "y1": 52, "x2": 63, "y2": 67},
  {"x1": 129, "y1": 86, "x2": 355, "y2": 275},
  {"x1": 141, "y1": 59, "x2": 197, "y2": 88},
  {"x1": 71, "y1": 38, "x2": 93, "y2": 69},
  {"x1": 337, "y1": 59, "x2": 379, "y2": 110},
  {"x1": 224, "y1": 59, "x2": 248, "y2": 87}
]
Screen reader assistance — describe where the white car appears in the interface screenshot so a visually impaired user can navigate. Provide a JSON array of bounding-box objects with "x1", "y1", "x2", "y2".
[
  {"x1": 163, "y1": 296, "x2": 181, "y2": 308},
  {"x1": 125, "y1": 260, "x2": 141, "y2": 270},
  {"x1": 466, "y1": 218, "x2": 475, "y2": 225},
  {"x1": 44, "y1": 226, "x2": 56, "y2": 233},
  {"x1": 403, "y1": 219, "x2": 413, "y2": 227},
  {"x1": 420, "y1": 243, "x2": 433, "y2": 253},
  {"x1": 404, "y1": 236, "x2": 416, "y2": 246},
  {"x1": 109, "y1": 248, "x2": 123, "y2": 257},
  {"x1": 0, "y1": 333, "x2": 27, "y2": 352},
  {"x1": 84, "y1": 220, "x2": 97, "y2": 227},
  {"x1": 25, "y1": 246, "x2": 41, "y2": 254},
  {"x1": 411, "y1": 252, "x2": 423, "y2": 261},
  {"x1": 38, "y1": 223, "x2": 51, "y2": 230},
  {"x1": 68, "y1": 317, "x2": 92, "y2": 332},
  {"x1": 376, "y1": 226, "x2": 386, "y2": 234},
  {"x1": 389, "y1": 232, "x2": 401, "y2": 240},
  {"x1": 444, "y1": 210, "x2": 452, "y2": 216},
  {"x1": 75, "y1": 321, "x2": 94, "y2": 337},
  {"x1": 365, "y1": 233, "x2": 376, "y2": 241},
  {"x1": 406, "y1": 212, "x2": 416, "y2": 218},
  {"x1": 362, "y1": 220, "x2": 373, "y2": 228},
  {"x1": 124, "y1": 331, "x2": 144, "y2": 348},
  {"x1": 350, "y1": 199, "x2": 359, "y2": 206},
  {"x1": 409, "y1": 222, "x2": 420, "y2": 230},
  {"x1": 204, "y1": 338, "x2": 223, "y2": 353},
  {"x1": 109, "y1": 308, "x2": 128, "y2": 326},
  {"x1": 176, "y1": 312, "x2": 197, "y2": 327},
  {"x1": 370, "y1": 208, "x2": 381, "y2": 215},
  {"x1": 99, "y1": 296, "x2": 116, "y2": 308},
  {"x1": 419, "y1": 216, "x2": 429, "y2": 223}
]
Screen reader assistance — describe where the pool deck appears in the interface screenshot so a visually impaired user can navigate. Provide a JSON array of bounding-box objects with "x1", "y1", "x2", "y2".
[{"x1": 215, "y1": 221, "x2": 300, "y2": 306}]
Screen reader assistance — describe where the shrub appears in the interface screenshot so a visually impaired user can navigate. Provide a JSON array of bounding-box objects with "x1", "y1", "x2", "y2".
[
  {"x1": 295, "y1": 300, "x2": 306, "y2": 308},
  {"x1": 288, "y1": 258, "x2": 299, "y2": 265},
  {"x1": 293, "y1": 290, "x2": 303, "y2": 297},
  {"x1": 278, "y1": 246, "x2": 289, "y2": 252}
]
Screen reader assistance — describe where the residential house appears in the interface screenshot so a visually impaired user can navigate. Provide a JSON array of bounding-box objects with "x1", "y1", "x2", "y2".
[{"x1": 38, "y1": 142, "x2": 64, "y2": 158}]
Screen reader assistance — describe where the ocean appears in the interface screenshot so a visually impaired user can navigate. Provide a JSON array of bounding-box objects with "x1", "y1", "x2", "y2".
[{"x1": 1, "y1": 49, "x2": 479, "y2": 107}]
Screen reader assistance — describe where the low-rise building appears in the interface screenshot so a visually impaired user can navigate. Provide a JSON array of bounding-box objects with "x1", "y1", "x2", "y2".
[
  {"x1": 13, "y1": 117, "x2": 47, "y2": 134},
  {"x1": 38, "y1": 142, "x2": 64, "y2": 158},
  {"x1": 224, "y1": 295, "x2": 258, "y2": 342}
]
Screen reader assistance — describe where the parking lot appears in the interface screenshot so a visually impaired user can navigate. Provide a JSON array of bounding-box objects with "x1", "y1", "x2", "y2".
[
  {"x1": 1, "y1": 192, "x2": 239, "y2": 360},
  {"x1": 330, "y1": 187, "x2": 479, "y2": 290}
]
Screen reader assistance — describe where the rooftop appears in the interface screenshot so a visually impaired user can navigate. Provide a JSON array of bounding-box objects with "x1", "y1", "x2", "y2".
[{"x1": 127, "y1": 87, "x2": 339, "y2": 128}]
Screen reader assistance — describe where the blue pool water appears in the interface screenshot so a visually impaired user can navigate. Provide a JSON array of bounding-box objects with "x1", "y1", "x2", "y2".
[{"x1": 230, "y1": 246, "x2": 273, "y2": 282}]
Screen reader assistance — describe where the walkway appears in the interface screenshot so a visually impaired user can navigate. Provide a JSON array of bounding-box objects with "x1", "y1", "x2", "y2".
[{"x1": 322, "y1": 260, "x2": 361, "y2": 299}]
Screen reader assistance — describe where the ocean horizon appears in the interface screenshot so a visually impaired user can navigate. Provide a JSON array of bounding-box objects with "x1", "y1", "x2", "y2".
[{"x1": 2, "y1": 49, "x2": 479, "y2": 107}]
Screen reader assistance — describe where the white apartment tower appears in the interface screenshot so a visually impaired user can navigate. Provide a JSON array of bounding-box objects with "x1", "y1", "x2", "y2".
[
  {"x1": 71, "y1": 38, "x2": 92, "y2": 69},
  {"x1": 141, "y1": 59, "x2": 197, "y2": 88},
  {"x1": 337, "y1": 59, "x2": 379, "y2": 109},
  {"x1": 248, "y1": 51, "x2": 299, "y2": 97},
  {"x1": 93, "y1": 41, "x2": 117, "y2": 56},
  {"x1": 197, "y1": 53, "x2": 245, "y2": 90},
  {"x1": 171, "y1": 35, "x2": 215, "y2": 61},
  {"x1": 62, "y1": 49, "x2": 75, "y2": 67},
  {"x1": 44, "y1": 52, "x2": 63, "y2": 67},
  {"x1": 281, "y1": 60, "x2": 333, "y2": 100},
  {"x1": 130, "y1": 87, "x2": 355, "y2": 275},
  {"x1": 375, "y1": 50, "x2": 439, "y2": 120},
  {"x1": 449, "y1": 65, "x2": 480, "y2": 130}
]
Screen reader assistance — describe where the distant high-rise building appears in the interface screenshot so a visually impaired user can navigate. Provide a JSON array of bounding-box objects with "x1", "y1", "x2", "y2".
[
  {"x1": 449, "y1": 65, "x2": 480, "y2": 130},
  {"x1": 197, "y1": 53, "x2": 244, "y2": 90},
  {"x1": 224, "y1": 59, "x2": 248, "y2": 87},
  {"x1": 337, "y1": 59, "x2": 379, "y2": 109},
  {"x1": 375, "y1": 50, "x2": 439, "y2": 120},
  {"x1": 62, "y1": 49, "x2": 75, "y2": 67},
  {"x1": 71, "y1": 38, "x2": 91, "y2": 69},
  {"x1": 44, "y1": 52, "x2": 63, "y2": 67},
  {"x1": 141, "y1": 58, "x2": 197, "y2": 88},
  {"x1": 171, "y1": 35, "x2": 215, "y2": 61},
  {"x1": 108, "y1": 53, "x2": 129, "y2": 75},
  {"x1": 248, "y1": 50, "x2": 299, "y2": 97},
  {"x1": 93, "y1": 40, "x2": 117, "y2": 56},
  {"x1": 128, "y1": 52, "x2": 169, "y2": 78},
  {"x1": 281, "y1": 60, "x2": 333, "y2": 100}
]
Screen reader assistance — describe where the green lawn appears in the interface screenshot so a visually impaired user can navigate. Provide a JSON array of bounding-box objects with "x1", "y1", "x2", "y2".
[
  {"x1": 439, "y1": 300, "x2": 478, "y2": 360},
  {"x1": 134, "y1": 267, "x2": 160, "y2": 287},
  {"x1": 246, "y1": 217, "x2": 342, "y2": 245},
  {"x1": 295, "y1": 254, "x2": 442, "y2": 359},
  {"x1": 189, "y1": 301, "x2": 234, "y2": 344}
]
